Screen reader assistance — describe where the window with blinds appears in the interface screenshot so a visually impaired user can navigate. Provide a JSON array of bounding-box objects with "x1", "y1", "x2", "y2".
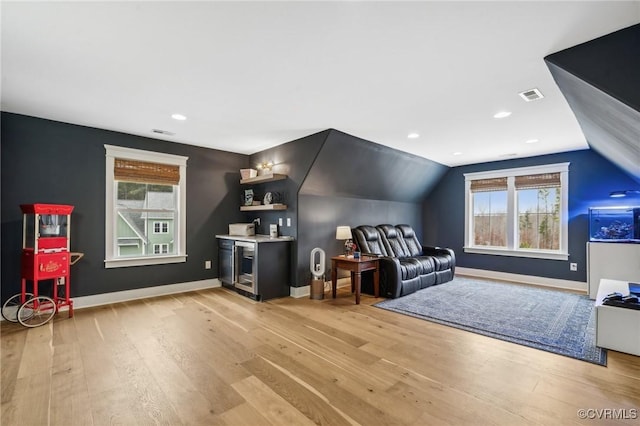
[
  {"x1": 464, "y1": 163, "x2": 569, "y2": 260},
  {"x1": 105, "y1": 145, "x2": 188, "y2": 268},
  {"x1": 515, "y1": 172, "x2": 561, "y2": 250}
]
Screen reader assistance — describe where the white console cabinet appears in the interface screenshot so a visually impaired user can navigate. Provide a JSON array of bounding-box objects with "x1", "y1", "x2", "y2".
[
  {"x1": 587, "y1": 242, "x2": 640, "y2": 299},
  {"x1": 596, "y1": 279, "x2": 640, "y2": 356}
]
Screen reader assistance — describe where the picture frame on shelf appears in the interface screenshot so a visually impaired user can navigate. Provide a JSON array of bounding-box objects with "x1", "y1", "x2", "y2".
[{"x1": 244, "y1": 189, "x2": 254, "y2": 206}]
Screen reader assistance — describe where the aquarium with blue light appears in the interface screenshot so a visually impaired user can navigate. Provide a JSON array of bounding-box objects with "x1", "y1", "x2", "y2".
[{"x1": 589, "y1": 206, "x2": 640, "y2": 242}]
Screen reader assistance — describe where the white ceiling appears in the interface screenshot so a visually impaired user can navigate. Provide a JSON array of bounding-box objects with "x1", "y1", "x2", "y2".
[{"x1": 2, "y1": 1, "x2": 639, "y2": 167}]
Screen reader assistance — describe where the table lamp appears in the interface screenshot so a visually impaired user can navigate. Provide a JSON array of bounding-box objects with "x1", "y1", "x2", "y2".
[{"x1": 336, "y1": 226, "x2": 354, "y2": 256}]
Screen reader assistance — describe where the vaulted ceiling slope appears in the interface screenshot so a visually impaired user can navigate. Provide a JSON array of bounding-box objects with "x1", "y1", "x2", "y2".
[
  {"x1": 545, "y1": 24, "x2": 640, "y2": 183},
  {"x1": 299, "y1": 129, "x2": 448, "y2": 203}
]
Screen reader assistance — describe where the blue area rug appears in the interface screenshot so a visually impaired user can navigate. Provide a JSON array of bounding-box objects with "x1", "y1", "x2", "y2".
[{"x1": 375, "y1": 277, "x2": 606, "y2": 365}]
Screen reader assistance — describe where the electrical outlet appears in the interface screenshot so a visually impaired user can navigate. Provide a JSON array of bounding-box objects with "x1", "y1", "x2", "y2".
[
  {"x1": 570, "y1": 262, "x2": 577, "y2": 271},
  {"x1": 278, "y1": 217, "x2": 283, "y2": 226},
  {"x1": 286, "y1": 217, "x2": 291, "y2": 227},
  {"x1": 205, "y1": 260, "x2": 212, "y2": 269}
]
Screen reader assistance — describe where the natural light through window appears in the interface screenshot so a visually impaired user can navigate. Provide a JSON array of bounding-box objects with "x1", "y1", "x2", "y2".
[
  {"x1": 105, "y1": 145, "x2": 188, "y2": 268},
  {"x1": 464, "y1": 163, "x2": 569, "y2": 260}
]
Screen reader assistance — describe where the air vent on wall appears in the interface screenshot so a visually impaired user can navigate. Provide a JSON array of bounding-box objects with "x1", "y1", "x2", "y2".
[
  {"x1": 519, "y1": 88, "x2": 544, "y2": 102},
  {"x1": 152, "y1": 129, "x2": 175, "y2": 136}
]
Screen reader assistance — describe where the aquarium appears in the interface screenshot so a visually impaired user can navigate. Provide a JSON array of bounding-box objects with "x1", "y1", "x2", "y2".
[{"x1": 589, "y1": 206, "x2": 640, "y2": 242}]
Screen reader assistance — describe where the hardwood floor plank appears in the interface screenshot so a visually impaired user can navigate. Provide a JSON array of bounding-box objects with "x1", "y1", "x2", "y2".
[
  {"x1": 242, "y1": 355, "x2": 355, "y2": 426},
  {"x1": 218, "y1": 401, "x2": 274, "y2": 426},
  {"x1": 0, "y1": 324, "x2": 27, "y2": 404},
  {"x1": 231, "y1": 375, "x2": 317, "y2": 426}
]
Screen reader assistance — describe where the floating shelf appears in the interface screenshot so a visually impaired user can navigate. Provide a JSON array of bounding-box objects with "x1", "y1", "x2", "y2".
[
  {"x1": 240, "y1": 203, "x2": 287, "y2": 211},
  {"x1": 240, "y1": 173, "x2": 287, "y2": 185}
]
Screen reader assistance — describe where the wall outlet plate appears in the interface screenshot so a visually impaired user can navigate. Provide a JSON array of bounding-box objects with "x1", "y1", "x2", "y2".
[
  {"x1": 205, "y1": 260, "x2": 212, "y2": 269},
  {"x1": 570, "y1": 262, "x2": 577, "y2": 271},
  {"x1": 286, "y1": 217, "x2": 291, "y2": 227}
]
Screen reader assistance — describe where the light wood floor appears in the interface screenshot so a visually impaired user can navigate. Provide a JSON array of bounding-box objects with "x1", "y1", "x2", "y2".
[{"x1": 2, "y1": 284, "x2": 639, "y2": 426}]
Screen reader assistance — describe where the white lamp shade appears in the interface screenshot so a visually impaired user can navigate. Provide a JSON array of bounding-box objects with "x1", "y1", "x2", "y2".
[{"x1": 336, "y1": 226, "x2": 352, "y2": 240}]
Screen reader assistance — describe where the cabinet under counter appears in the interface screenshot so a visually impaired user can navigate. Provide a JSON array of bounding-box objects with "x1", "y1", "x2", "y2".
[{"x1": 216, "y1": 235, "x2": 292, "y2": 301}]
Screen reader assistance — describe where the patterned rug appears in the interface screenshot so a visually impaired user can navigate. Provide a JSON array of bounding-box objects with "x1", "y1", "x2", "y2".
[{"x1": 375, "y1": 276, "x2": 606, "y2": 365}]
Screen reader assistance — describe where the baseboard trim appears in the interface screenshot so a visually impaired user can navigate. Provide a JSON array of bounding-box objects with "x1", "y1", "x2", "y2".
[
  {"x1": 72, "y1": 278, "x2": 221, "y2": 310},
  {"x1": 455, "y1": 267, "x2": 587, "y2": 293}
]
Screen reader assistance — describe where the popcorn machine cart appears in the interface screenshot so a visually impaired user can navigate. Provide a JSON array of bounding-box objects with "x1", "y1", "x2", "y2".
[{"x1": 1, "y1": 204, "x2": 82, "y2": 327}]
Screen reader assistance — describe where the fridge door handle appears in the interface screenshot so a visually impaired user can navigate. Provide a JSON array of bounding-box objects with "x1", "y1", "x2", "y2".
[{"x1": 232, "y1": 245, "x2": 237, "y2": 284}]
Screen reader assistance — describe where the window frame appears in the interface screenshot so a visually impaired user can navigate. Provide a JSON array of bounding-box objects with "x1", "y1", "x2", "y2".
[
  {"x1": 464, "y1": 162, "x2": 569, "y2": 260},
  {"x1": 105, "y1": 145, "x2": 188, "y2": 268},
  {"x1": 153, "y1": 221, "x2": 169, "y2": 234}
]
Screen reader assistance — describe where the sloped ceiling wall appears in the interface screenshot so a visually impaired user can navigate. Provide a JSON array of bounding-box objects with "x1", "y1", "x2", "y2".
[
  {"x1": 545, "y1": 24, "x2": 640, "y2": 183},
  {"x1": 300, "y1": 129, "x2": 448, "y2": 201}
]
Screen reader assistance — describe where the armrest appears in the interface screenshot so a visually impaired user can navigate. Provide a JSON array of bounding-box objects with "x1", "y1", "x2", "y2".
[
  {"x1": 378, "y1": 256, "x2": 403, "y2": 299},
  {"x1": 421, "y1": 246, "x2": 456, "y2": 274}
]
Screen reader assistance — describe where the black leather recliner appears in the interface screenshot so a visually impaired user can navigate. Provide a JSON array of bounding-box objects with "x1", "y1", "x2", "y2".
[{"x1": 352, "y1": 224, "x2": 455, "y2": 298}]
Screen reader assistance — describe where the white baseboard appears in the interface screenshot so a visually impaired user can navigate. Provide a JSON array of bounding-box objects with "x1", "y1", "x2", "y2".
[
  {"x1": 455, "y1": 267, "x2": 587, "y2": 293},
  {"x1": 72, "y1": 278, "x2": 221, "y2": 310}
]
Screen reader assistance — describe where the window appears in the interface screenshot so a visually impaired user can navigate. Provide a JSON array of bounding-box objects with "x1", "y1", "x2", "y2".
[
  {"x1": 153, "y1": 221, "x2": 169, "y2": 234},
  {"x1": 464, "y1": 163, "x2": 569, "y2": 260},
  {"x1": 105, "y1": 145, "x2": 188, "y2": 268},
  {"x1": 153, "y1": 243, "x2": 169, "y2": 254}
]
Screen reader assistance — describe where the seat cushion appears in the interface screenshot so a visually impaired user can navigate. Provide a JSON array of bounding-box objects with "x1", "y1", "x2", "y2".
[
  {"x1": 432, "y1": 254, "x2": 453, "y2": 271},
  {"x1": 413, "y1": 256, "x2": 435, "y2": 274},
  {"x1": 398, "y1": 258, "x2": 421, "y2": 280}
]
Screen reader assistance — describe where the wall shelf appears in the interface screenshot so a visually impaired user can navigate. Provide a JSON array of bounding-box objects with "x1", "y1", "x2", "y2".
[
  {"x1": 240, "y1": 173, "x2": 287, "y2": 185},
  {"x1": 240, "y1": 203, "x2": 287, "y2": 212}
]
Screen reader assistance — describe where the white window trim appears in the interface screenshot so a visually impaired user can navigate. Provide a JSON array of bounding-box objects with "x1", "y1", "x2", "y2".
[
  {"x1": 463, "y1": 162, "x2": 570, "y2": 261},
  {"x1": 105, "y1": 145, "x2": 188, "y2": 268}
]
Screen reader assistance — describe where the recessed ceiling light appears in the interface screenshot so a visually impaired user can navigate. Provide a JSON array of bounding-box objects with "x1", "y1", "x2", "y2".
[
  {"x1": 493, "y1": 111, "x2": 512, "y2": 119},
  {"x1": 525, "y1": 139, "x2": 539, "y2": 144},
  {"x1": 452, "y1": 152, "x2": 462, "y2": 156},
  {"x1": 407, "y1": 133, "x2": 420, "y2": 139},
  {"x1": 171, "y1": 113, "x2": 187, "y2": 121}
]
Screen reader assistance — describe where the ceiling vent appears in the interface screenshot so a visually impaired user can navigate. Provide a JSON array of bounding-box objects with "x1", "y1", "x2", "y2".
[
  {"x1": 519, "y1": 88, "x2": 544, "y2": 102},
  {"x1": 152, "y1": 129, "x2": 175, "y2": 136}
]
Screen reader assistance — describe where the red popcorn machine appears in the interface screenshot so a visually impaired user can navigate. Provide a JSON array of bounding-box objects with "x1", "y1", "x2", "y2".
[{"x1": 1, "y1": 204, "x2": 83, "y2": 327}]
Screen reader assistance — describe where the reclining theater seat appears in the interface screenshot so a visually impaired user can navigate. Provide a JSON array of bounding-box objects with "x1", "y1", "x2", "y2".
[
  {"x1": 352, "y1": 225, "x2": 388, "y2": 257},
  {"x1": 353, "y1": 224, "x2": 456, "y2": 299},
  {"x1": 376, "y1": 225, "x2": 434, "y2": 294},
  {"x1": 396, "y1": 224, "x2": 455, "y2": 284}
]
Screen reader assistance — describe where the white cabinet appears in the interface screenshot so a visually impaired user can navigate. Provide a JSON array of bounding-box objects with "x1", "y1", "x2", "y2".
[
  {"x1": 595, "y1": 279, "x2": 640, "y2": 356},
  {"x1": 587, "y1": 242, "x2": 640, "y2": 299}
]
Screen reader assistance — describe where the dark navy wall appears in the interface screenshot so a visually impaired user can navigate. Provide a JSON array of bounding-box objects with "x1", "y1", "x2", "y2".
[
  {"x1": 423, "y1": 149, "x2": 640, "y2": 282},
  {"x1": 296, "y1": 130, "x2": 448, "y2": 287},
  {"x1": 1, "y1": 113, "x2": 247, "y2": 302},
  {"x1": 545, "y1": 23, "x2": 640, "y2": 112},
  {"x1": 246, "y1": 130, "x2": 329, "y2": 287}
]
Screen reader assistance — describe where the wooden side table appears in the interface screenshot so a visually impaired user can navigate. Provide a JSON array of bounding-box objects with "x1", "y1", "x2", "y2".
[{"x1": 331, "y1": 255, "x2": 379, "y2": 304}]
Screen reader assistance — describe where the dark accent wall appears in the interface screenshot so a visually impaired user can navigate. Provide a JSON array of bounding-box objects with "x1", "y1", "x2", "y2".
[
  {"x1": 246, "y1": 130, "x2": 329, "y2": 287},
  {"x1": 423, "y1": 149, "x2": 640, "y2": 283},
  {"x1": 1, "y1": 113, "x2": 247, "y2": 302},
  {"x1": 545, "y1": 24, "x2": 640, "y2": 112},
  {"x1": 545, "y1": 24, "x2": 640, "y2": 183},
  {"x1": 296, "y1": 130, "x2": 448, "y2": 287}
]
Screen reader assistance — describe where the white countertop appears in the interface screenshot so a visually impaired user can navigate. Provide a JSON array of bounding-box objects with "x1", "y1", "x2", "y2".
[{"x1": 216, "y1": 234, "x2": 294, "y2": 243}]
